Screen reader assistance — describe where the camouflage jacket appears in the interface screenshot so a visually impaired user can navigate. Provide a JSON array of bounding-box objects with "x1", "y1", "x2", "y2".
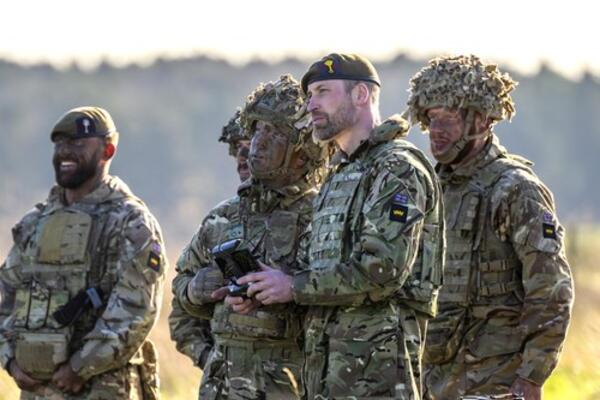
[
  {"x1": 171, "y1": 179, "x2": 317, "y2": 344},
  {"x1": 427, "y1": 135, "x2": 573, "y2": 386},
  {"x1": 168, "y1": 196, "x2": 238, "y2": 367},
  {"x1": 0, "y1": 176, "x2": 166, "y2": 381},
  {"x1": 292, "y1": 116, "x2": 441, "y2": 399}
]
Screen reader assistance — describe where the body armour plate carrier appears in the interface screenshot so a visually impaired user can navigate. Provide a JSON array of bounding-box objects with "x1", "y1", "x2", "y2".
[
  {"x1": 12, "y1": 203, "x2": 118, "y2": 380},
  {"x1": 309, "y1": 139, "x2": 444, "y2": 315},
  {"x1": 210, "y1": 199, "x2": 308, "y2": 341},
  {"x1": 426, "y1": 154, "x2": 532, "y2": 364}
]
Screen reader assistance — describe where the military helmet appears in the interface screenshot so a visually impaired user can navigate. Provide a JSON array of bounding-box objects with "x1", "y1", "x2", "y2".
[
  {"x1": 219, "y1": 109, "x2": 251, "y2": 157},
  {"x1": 51, "y1": 106, "x2": 117, "y2": 142},
  {"x1": 239, "y1": 74, "x2": 326, "y2": 180},
  {"x1": 407, "y1": 55, "x2": 517, "y2": 130}
]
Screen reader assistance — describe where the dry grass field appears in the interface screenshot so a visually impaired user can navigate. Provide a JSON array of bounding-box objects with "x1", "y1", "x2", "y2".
[{"x1": 1, "y1": 225, "x2": 599, "y2": 399}]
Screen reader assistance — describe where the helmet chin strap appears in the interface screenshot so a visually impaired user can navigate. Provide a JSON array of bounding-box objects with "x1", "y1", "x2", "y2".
[{"x1": 433, "y1": 109, "x2": 489, "y2": 165}]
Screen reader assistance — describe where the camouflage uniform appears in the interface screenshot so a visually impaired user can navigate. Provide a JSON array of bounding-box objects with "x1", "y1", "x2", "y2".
[
  {"x1": 0, "y1": 175, "x2": 166, "y2": 400},
  {"x1": 292, "y1": 115, "x2": 444, "y2": 400},
  {"x1": 169, "y1": 197, "x2": 237, "y2": 368},
  {"x1": 407, "y1": 55, "x2": 574, "y2": 399},
  {"x1": 169, "y1": 110, "x2": 251, "y2": 370},
  {"x1": 170, "y1": 74, "x2": 326, "y2": 400}
]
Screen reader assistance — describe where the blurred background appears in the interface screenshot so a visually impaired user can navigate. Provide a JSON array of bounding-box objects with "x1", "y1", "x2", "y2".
[{"x1": 1, "y1": 1, "x2": 599, "y2": 398}]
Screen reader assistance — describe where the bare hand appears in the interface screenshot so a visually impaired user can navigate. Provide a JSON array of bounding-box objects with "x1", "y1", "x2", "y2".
[
  {"x1": 8, "y1": 359, "x2": 43, "y2": 392},
  {"x1": 237, "y1": 262, "x2": 294, "y2": 305},
  {"x1": 52, "y1": 363, "x2": 86, "y2": 394},
  {"x1": 510, "y1": 377, "x2": 542, "y2": 400}
]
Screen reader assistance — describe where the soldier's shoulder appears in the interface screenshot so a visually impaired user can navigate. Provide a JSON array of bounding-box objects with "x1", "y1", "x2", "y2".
[
  {"x1": 368, "y1": 139, "x2": 436, "y2": 183},
  {"x1": 487, "y1": 156, "x2": 556, "y2": 219},
  {"x1": 489, "y1": 157, "x2": 550, "y2": 201},
  {"x1": 11, "y1": 203, "x2": 46, "y2": 246},
  {"x1": 288, "y1": 188, "x2": 318, "y2": 216},
  {"x1": 209, "y1": 195, "x2": 240, "y2": 219},
  {"x1": 104, "y1": 192, "x2": 164, "y2": 256}
]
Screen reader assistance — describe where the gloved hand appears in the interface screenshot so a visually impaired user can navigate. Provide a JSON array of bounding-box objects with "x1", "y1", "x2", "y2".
[{"x1": 186, "y1": 264, "x2": 225, "y2": 305}]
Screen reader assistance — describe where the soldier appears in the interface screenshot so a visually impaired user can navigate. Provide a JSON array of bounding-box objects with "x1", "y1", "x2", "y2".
[
  {"x1": 219, "y1": 109, "x2": 252, "y2": 182},
  {"x1": 0, "y1": 106, "x2": 167, "y2": 399},
  {"x1": 170, "y1": 74, "x2": 327, "y2": 400},
  {"x1": 169, "y1": 110, "x2": 250, "y2": 370},
  {"x1": 406, "y1": 55, "x2": 574, "y2": 400},
  {"x1": 236, "y1": 53, "x2": 444, "y2": 399}
]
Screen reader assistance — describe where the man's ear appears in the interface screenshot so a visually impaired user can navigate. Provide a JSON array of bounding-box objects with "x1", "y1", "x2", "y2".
[
  {"x1": 103, "y1": 143, "x2": 116, "y2": 159},
  {"x1": 351, "y1": 83, "x2": 370, "y2": 106}
]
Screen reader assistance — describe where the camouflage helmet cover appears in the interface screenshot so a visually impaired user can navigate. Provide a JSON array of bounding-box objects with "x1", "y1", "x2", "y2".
[
  {"x1": 407, "y1": 55, "x2": 517, "y2": 130},
  {"x1": 219, "y1": 109, "x2": 251, "y2": 157},
  {"x1": 239, "y1": 74, "x2": 326, "y2": 177}
]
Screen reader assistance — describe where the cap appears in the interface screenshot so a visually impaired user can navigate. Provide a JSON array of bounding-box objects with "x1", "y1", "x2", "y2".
[
  {"x1": 51, "y1": 106, "x2": 117, "y2": 142},
  {"x1": 301, "y1": 53, "x2": 381, "y2": 93}
]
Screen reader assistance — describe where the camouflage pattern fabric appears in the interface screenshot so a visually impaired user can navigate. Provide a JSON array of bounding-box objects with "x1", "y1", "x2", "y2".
[
  {"x1": 219, "y1": 109, "x2": 251, "y2": 157},
  {"x1": 0, "y1": 176, "x2": 167, "y2": 399},
  {"x1": 461, "y1": 394, "x2": 524, "y2": 400},
  {"x1": 292, "y1": 116, "x2": 442, "y2": 400},
  {"x1": 407, "y1": 55, "x2": 517, "y2": 130},
  {"x1": 170, "y1": 180, "x2": 317, "y2": 400},
  {"x1": 169, "y1": 197, "x2": 239, "y2": 368},
  {"x1": 423, "y1": 136, "x2": 574, "y2": 399},
  {"x1": 239, "y1": 74, "x2": 326, "y2": 183}
]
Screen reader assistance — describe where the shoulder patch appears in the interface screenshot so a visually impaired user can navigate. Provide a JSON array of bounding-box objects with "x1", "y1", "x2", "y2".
[
  {"x1": 390, "y1": 195, "x2": 409, "y2": 222},
  {"x1": 542, "y1": 213, "x2": 557, "y2": 239},
  {"x1": 146, "y1": 242, "x2": 162, "y2": 272}
]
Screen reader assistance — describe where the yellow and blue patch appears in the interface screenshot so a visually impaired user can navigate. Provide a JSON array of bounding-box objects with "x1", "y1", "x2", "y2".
[
  {"x1": 389, "y1": 192, "x2": 409, "y2": 223},
  {"x1": 146, "y1": 242, "x2": 162, "y2": 271},
  {"x1": 542, "y1": 212, "x2": 557, "y2": 239}
]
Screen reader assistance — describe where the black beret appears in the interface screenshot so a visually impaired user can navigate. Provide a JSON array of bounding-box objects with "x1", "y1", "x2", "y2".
[{"x1": 301, "y1": 53, "x2": 381, "y2": 93}]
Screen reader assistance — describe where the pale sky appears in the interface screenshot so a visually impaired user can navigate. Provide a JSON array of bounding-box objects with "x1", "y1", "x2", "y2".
[{"x1": 1, "y1": 0, "x2": 598, "y2": 78}]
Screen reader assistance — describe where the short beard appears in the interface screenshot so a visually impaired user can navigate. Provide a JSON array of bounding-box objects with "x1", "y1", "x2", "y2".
[
  {"x1": 53, "y1": 152, "x2": 101, "y2": 189},
  {"x1": 312, "y1": 98, "x2": 358, "y2": 144}
]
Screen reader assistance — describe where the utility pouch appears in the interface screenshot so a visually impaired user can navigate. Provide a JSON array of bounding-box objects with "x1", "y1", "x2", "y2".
[{"x1": 15, "y1": 332, "x2": 69, "y2": 380}]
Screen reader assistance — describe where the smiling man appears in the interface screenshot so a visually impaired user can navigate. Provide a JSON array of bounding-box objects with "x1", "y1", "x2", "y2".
[
  {"x1": 236, "y1": 53, "x2": 444, "y2": 399},
  {"x1": 0, "y1": 106, "x2": 166, "y2": 399},
  {"x1": 407, "y1": 55, "x2": 574, "y2": 400}
]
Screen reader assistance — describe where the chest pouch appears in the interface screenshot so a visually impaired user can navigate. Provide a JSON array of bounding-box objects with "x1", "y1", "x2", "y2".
[
  {"x1": 15, "y1": 331, "x2": 70, "y2": 380},
  {"x1": 37, "y1": 211, "x2": 92, "y2": 265},
  {"x1": 266, "y1": 211, "x2": 299, "y2": 267},
  {"x1": 14, "y1": 281, "x2": 71, "y2": 380}
]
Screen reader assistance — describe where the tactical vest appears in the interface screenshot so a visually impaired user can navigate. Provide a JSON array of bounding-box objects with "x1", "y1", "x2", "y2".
[
  {"x1": 11, "y1": 199, "x2": 127, "y2": 380},
  {"x1": 426, "y1": 154, "x2": 532, "y2": 364},
  {"x1": 210, "y1": 191, "x2": 311, "y2": 342},
  {"x1": 303, "y1": 139, "x2": 443, "y2": 397},
  {"x1": 309, "y1": 139, "x2": 444, "y2": 313}
]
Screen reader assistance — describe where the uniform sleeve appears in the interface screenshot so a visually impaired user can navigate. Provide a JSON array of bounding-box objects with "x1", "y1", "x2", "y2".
[
  {"x1": 69, "y1": 209, "x2": 167, "y2": 380},
  {"x1": 168, "y1": 207, "x2": 233, "y2": 367},
  {"x1": 168, "y1": 229, "x2": 216, "y2": 367},
  {"x1": 170, "y1": 227, "x2": 217, "y2": 319},
  {"x1": 0, "y1": 209, "x2": 40, "y2": 370},
  {"x1": 0, "y1": 246, "x2": 21, "y2": 369},
  {"x1": 494, "y1": 173, "x2": 574, "y2": 385},
  {"x1": 293, "y1": 155, "x2": 434, "y2": 306}
]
